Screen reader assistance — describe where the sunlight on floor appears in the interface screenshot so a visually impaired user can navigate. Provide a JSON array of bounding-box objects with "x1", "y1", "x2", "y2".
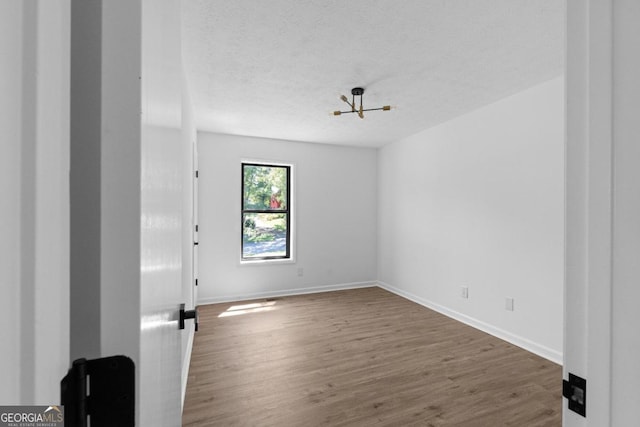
[{"x1": 218, "y1": 301, "x2": 278, "y2": 318}]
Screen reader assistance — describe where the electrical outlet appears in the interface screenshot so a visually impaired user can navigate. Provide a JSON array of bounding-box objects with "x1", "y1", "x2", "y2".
[
  {"x1": 505, "y1": 297, "x2": 514, "y2": 311},
  {"x1": 297, "y1": 268, "x2": 304, "y2": 277},
  {"x1": 461, "y1": 286, "x2": 469, "y2": 299}
]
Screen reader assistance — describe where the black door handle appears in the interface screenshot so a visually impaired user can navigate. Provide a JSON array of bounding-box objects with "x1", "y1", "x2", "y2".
[{"x1": 179, "y1": 303, "x2": 199, "y2": 332}]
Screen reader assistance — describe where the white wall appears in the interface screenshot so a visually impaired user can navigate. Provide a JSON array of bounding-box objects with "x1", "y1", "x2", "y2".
[
  {"x1": 378, "y1": 77, "x2": 564, "y2": 363},
  {"x1": 198, "y1": 133, "x2": 378, "y2": 303},
  {"x1": 0, "y1": 0, "x2": 70, "y2": 404}
]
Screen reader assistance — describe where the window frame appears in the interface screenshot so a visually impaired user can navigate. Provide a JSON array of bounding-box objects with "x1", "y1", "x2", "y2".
[{"x1": 240, "y1": 162, "x2": 292, "y2": 262}]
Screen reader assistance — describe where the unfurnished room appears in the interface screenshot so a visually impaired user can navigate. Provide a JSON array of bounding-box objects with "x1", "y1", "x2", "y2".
[
  {"x1": 3, "y1": 1, "x2": 640, "y2": 426},
  {"x1": 182, "y1": 1, "x2": 563, "y2": 424}
]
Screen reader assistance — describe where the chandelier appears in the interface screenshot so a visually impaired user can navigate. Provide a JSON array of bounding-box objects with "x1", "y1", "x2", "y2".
[{"x1": 333, "y1": 87, "x2": 391, "y2": 119}]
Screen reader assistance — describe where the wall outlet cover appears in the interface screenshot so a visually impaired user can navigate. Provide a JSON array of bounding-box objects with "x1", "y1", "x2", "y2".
[{"x1": 505, "y1": 297, "x2": 514, "y2": 311}]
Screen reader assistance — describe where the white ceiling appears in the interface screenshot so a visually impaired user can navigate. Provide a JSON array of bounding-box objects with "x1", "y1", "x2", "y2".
[{"x1": 182, "y1": 1, "x2": 563, "y2": 148}]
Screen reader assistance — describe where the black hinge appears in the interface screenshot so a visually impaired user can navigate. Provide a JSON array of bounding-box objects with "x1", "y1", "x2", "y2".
[
  {"x1": 179, "y1": 303, "x2": 199, "y2": 332},
  {"x1": 195, "y1": 170, "x2": 199, "y2": 178},
  {"x1": 562, "y1": 373, "x2": 586, "y2": 417},
  {"x1": 195, "y1": 278, "x2": 198, "y2": 286},
  {"x1": 195, "y1": 224, "x2": 199, "y2": 232},
  {"x1": 61, "y1": 355, "x2": 135, "y2": 427}
]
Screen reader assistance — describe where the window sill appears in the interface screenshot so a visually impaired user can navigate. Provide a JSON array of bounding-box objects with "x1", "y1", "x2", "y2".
[{"x1": 239, "y1": 257, "x2": 295, "y2": 266}]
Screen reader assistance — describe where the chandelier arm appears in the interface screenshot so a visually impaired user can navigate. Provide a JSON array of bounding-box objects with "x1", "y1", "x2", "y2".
[
  {"x1": 345, "y1": 101, "x2": 355, "y2": 110},
  {"x1": 361, "y1": 107, "x2": 390, "y2": 112},
  {"x1": 340, "y1": 94, "x2": 355, "y2": 111}
]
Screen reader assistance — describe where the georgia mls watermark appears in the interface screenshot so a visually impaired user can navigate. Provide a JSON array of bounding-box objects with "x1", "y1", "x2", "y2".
[{"x1": 0, "y1": 406, "x2": 64, "y2": 427}]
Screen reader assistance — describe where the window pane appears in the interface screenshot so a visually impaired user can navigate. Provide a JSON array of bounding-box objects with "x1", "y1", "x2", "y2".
[
  {"x1": 242, "y1": 213, "x2": 288, "y2": 258},
  {"x1": 243, "y1": 165, "x2": 288, "y2": 211}
]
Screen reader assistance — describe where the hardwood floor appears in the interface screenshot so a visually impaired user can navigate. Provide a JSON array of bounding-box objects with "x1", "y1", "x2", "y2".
[{"x1": 182, "y1": 287, "x2": 561, "y2": 426}]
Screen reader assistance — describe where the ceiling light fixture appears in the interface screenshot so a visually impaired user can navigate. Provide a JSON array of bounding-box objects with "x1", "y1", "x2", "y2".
[{"x1": 333, "y1": 87, "x2": 391, "y2": 119}]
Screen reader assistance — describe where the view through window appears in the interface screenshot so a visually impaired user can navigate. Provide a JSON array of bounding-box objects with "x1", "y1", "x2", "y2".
[{"x1": 241, "y1": 163, "x2": 291, "y2": 260}]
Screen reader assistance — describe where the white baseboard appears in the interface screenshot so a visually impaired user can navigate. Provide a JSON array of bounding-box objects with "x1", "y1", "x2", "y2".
[
  {"x1": 197, "y1": 281, "x2": 377, "y2": 305},
  {"x1": 376, "y1": 281, "x2": 563, "y2": 365},
  {"x1": 181, "y1": 328, "x2": 195, "y2": 413}
]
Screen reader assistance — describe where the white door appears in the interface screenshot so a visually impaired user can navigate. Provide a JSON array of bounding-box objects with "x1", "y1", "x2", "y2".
[
  {"x1": 139, "y1": 0, "x2": 188, "y2": 425},
  {"x1": 139, "y1": 124, "x2": 185, "y2": 426},
  {"x1": 69, "y1": 0, "x2": 188, "y2": 424}
]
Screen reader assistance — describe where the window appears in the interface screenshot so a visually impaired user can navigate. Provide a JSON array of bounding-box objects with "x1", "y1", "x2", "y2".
[{"x1": 241, "y1": 163, "x2": 291, "y2": 261}]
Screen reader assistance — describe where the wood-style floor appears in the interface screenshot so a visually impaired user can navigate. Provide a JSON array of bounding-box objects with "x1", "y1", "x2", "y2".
[{"x1": 183, "y1": 287, "x2": 561, "y2": 426}]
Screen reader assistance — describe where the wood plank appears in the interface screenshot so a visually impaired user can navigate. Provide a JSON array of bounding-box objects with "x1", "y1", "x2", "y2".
[{"x1": 183, "y1": 287, "x2": 561, "y2": 426}]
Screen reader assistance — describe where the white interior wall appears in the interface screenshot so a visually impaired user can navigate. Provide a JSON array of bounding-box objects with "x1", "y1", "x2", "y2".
[
  {"x1": 378, "y1": 77, "x2": 564, "y2": 363},
  {"x1": 197, "y1": 133, "x2": 378, "y2": 303}
]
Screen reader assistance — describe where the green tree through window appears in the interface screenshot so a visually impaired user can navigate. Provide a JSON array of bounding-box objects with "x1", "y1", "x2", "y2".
[{"x1": 242, "y1": 163, "x2": 291, "y2": 260}]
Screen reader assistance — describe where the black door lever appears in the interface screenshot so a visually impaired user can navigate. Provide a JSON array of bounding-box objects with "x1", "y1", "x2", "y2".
[{"x1": 179, "y1": 303, "x2": 199, "y2": 332}]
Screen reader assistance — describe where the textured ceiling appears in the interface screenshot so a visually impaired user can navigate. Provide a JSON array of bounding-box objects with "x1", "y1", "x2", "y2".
[{"x1": 182, "y1": 1, "x2": 563, "y2": 148}]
